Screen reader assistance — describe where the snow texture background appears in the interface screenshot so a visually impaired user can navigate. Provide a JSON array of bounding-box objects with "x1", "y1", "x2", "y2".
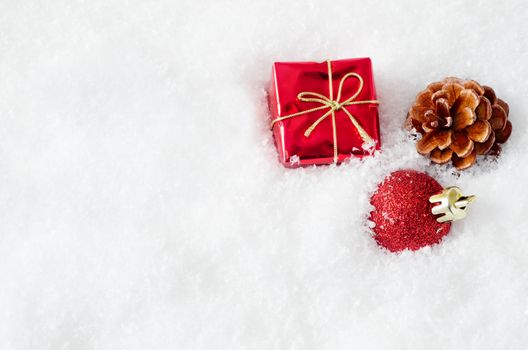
[{"x1": 0, "y1": 0, "x2": 527, "y2": 349}]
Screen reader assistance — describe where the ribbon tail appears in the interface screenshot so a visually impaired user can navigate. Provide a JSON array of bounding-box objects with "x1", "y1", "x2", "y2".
[
  {"x1": 304, "y1": 109, "x2": 333, "y2": 137},
  {"x1": 331, "y1": 110, "x2": 338, "y2": 163},
  {"x1": 341, "y1": 108, "x2": 374, "y2": 144}
]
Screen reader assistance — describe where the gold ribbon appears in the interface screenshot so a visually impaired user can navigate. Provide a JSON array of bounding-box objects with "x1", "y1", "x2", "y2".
[{"x1": 271, "y1": 60, "x2": 379, "y2": 163}]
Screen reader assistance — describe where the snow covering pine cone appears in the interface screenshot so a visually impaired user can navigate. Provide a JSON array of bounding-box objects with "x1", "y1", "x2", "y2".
[{"x1": 405, "y1": 77, "x2": 512, "y2": 170}]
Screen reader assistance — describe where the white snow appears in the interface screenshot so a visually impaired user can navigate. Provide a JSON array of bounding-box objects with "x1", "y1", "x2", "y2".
[{"x1": 0, "y1": 0, "x2": 527, "y2": 349}]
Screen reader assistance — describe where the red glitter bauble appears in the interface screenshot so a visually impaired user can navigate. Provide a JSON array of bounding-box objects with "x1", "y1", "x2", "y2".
[{"x1": 369, "y1": 170, "x2": 451, "y2": 252}]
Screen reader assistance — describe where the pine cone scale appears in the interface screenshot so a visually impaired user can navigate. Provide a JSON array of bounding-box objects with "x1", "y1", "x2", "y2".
[
  {"x1": 483, "y1": 86, "x2": 497, "y2": 104},
  {"x1": 466, "y1": 120, "x2": 492, "y2": 143},
  {"x1": 475, "y1": 132, "x2": 495, "y2": 155},
  {"x1": 416, "y1": 132, "x2": 439, "y2": 154},
  {"x1": 497, "y1": 99, "x2": 509, "y2": 115},
  {"x1": 476, "y1": 97, "x2": 492, "y2": 120},
  {"x1": 430, "y1": 148, "x2": 453, "y2": 164},
  {"x1": 453, "y1": 107, "x2": 476, "y2": 130},
  {"x1": 436, "y1": 99, "x2": 450, "y2": 120},
  {"x1": 451, "y1": 132, "x2": 474, "y2": 158},
  {"x1": 463, "y1": 80, "x2": 485, "y2": 95},
  {"x1": 452, "y1": 150, "x2": 477, "y2": 170},
  {"x1": 489, "y1": 105, "x2": 507, "y2": 131},
  {"x1": 495, "y1": 121, "x2": 512, "y2": 143},
  {"x1": 416, "y1": 90, "x2": 434, "y2": 107}
]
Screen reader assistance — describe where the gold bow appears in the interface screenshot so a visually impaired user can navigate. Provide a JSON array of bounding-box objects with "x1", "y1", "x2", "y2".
[{"x1": 271, "y1": 60, "x2": 379, "y2": 163}]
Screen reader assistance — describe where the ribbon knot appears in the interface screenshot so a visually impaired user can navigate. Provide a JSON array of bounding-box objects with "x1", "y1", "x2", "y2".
[
  {"x1": 271, "y1": 60, "x2": 379, "y2": 163},
  {"x1": 328, "y1": 100, "x2": 342, "y2": 110}
]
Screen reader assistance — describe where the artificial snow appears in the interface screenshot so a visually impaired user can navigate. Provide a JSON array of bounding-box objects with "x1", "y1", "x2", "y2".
[{"x1": 0, "y1": 0, "x2": 527, "y2": 349}]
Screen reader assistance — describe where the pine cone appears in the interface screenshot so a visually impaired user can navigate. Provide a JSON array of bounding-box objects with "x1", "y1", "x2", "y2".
[{"x1": 405, "y1": 77, "x2": 512, "y2": 170}]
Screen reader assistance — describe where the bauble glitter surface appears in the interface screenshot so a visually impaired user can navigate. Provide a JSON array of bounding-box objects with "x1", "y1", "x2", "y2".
[{"x1": 369, "y1": 170, "x2": 451, "y2": 252}]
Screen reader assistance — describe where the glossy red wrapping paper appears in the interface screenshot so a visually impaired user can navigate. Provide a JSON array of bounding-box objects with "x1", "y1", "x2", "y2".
[{"x1": 268, "y1": 58, "x2": 381, "y2": 167}]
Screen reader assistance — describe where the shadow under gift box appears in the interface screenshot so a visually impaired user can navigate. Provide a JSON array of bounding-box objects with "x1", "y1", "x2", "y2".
[{"x1": 268, "y1": 58, "x2": 381, "y2": 168}]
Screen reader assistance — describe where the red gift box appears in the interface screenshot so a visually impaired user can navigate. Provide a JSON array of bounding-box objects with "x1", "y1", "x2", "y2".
[{"x1": 268, "y1": 58, "x2": 381, "y2": 167}]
